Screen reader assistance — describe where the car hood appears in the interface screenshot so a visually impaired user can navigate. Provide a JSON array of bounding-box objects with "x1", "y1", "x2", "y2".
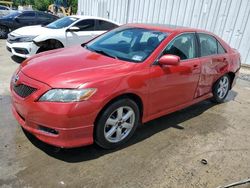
[
  {"x1": 11, "y1": 25, "x2": 54, "y2": 37},
  {"x1": 20, "y1": 46, "x2": 135, "y2": 88}
]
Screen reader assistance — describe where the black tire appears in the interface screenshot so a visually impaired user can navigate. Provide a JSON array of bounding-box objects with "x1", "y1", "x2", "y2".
[
  {"x1": 0, "y1": 26, "x2": 8, "y2": 39},
  {"x1": 211, "y1": 74, "x2": 230, "y2": 103},
  {"x1": 95, "y1": 98, "x2": 140, "y2": 149}
]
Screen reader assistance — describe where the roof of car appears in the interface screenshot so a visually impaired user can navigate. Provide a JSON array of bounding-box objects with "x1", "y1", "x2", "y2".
[
  {"x1": 124, "y1": 23, "x2": 208, "y2": 34},
  {"x1": 69, "y1": 15, "x2": 120, "y2": 25},
  {"x1": 14, "y1": 10, "x2": 58, "y2": 16}
]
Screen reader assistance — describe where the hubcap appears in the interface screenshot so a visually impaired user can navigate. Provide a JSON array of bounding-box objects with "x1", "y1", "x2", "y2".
[
  {"x1": 217, "y1": 76, "x2": 229, "y2": 99},
  {"x1": 104, "y1": 106, "x2": 135, "y2": 143}
]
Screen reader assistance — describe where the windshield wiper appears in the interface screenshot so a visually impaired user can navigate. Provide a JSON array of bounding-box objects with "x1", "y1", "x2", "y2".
[
  {"x1": 95, "y1": 49, "x2": 118, "y2": 59},
  {"x1": 86, "y1": 46, "x2": 117, "y2": 59}
]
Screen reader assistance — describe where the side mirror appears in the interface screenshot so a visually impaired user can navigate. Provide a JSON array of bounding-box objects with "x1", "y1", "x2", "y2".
[
  {"x1": 14, "y1": 17, "x2": 20, "y2": 22},
  {"x1": 66, "y1": 26, "x2": 80, "y2": 32},
  {"x1": 158, "y1": 54, "x2": 180, "y2": 66}
]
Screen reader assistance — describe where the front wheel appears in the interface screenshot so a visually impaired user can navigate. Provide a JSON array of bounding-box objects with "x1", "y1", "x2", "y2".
[
  {"x1": 95, "y1": 99, "x2": 140, "y2": 149},
  {"x1": 0, "y1": 26, "x2": 8, "y2": 39},
  {"x1": 211, "y1": 74, "x2": 230, "y2": 103}
]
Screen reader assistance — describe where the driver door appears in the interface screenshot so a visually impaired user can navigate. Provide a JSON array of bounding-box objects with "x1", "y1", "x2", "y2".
[
  {"x1": 148, "y1": 33, "x2": 201, "y2": 116},
  {"x1": 66, "y1": 19, "x2": 100, "y2": 46}
]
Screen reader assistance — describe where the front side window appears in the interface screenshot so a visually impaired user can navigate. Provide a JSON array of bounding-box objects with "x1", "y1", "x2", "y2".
[
  {"x1": 198, "y1": 33, "x2": 218, "y2": 56},
  {"x1": 73, "y1": 19, "x2": 95, "y2": 31},
  {"x1": 19, "y1": 12, "x2": 36, "y2": 18},
  {"x1": 46, "y1": 17, "x2": 78, "y2": 29},
  {"x1": 86, "y1": 27, "x2": 168, "y2": 62},
  {"x1": 163, "y1": 33, "x2": 197, "y2": 60}
]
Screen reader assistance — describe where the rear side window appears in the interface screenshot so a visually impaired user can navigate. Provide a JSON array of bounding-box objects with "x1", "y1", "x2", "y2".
[
  {"x1": 163, "y1": 33, "x2": 197, "y2": 60},
  {"x1": 96, "y1": 20, "x2": 118, "y2": 31},
  {"x1": 74, "y1": 19, "x2": 95, "y2": 31},
  {"x1": 218, "y1": 41, "x2": 226, "y2": 54},
  {"x1": 37, "y1": 12, "x2": 49, "y2": 20},
  {"x1": 198, "y1": 33, "x2": 223, "y2": 56}
]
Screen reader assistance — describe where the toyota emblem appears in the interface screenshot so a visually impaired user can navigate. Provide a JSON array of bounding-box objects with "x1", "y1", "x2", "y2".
[{"x1": 13, "y1": 74, "x2": 19, "y2": 84}]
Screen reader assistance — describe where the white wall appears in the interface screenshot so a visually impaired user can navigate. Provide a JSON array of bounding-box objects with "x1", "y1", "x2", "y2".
[{"x1": 78, "y1": 0, "x2": 250, "y2": 65}]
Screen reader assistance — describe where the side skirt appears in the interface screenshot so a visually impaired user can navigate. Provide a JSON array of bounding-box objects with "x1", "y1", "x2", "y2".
[{"x1": 142, "y1": 93, "x2": 213, "y2": 123}]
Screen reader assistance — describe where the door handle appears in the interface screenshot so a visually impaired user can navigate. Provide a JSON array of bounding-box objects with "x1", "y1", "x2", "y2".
[{"x1": 193, "y1": 64, "x2": 199, "y2": 69}]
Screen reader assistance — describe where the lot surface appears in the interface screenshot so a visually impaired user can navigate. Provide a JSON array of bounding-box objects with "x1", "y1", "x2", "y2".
[{"x1": 1, "y1": 39, "x2": 250, "y2": 188}]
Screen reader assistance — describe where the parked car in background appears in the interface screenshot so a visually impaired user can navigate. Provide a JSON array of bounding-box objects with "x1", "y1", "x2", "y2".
[
  {"x1": 0, "y1": 5, "x2": 11, "y2": 17},
  {"x1": 0, "y1": 10, "x2": 58, "y2": 39},
  {"x1": 6, "y1": 15, "x2": 119, "y2": 58},
  {"x1": 10, "y1": 24, "x2": 240, "y2": 149},
  {"x1": 0, "y1": 5, "x2": 10, "y2": 10}
]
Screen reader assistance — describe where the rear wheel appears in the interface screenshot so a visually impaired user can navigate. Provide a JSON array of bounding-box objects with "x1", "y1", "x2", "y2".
[
  {"x1": 95, "y1": 99, "x2": 140, "y2": 149},
  {"x1": 211, "y1": 74, "x2": 230, "y2": 103},
  {"x1": 0, "y1": 26, "x2": 8, "y2": 39}
]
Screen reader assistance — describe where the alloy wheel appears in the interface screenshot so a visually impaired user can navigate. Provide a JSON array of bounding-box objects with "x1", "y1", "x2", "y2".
[
  {"x1": 104, "y1": 106, "x2": 135, "y2": 143},
  {"x1": 217, "y1": 76, "x2": 229, "y2": 99}
]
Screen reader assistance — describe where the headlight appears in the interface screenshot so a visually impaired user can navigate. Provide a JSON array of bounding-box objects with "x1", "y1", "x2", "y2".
[
  {"x1": 18, "y1": 36, "x2": 37, "y2": 42},
  {"x1": 39, "y1": 88, "x2": 97, "y2": 102}
]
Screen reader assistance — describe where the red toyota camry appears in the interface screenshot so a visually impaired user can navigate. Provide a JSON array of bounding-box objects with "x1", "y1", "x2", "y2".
[{"x1": 10, "y1": 24, "x2": 241, "y2": 149}]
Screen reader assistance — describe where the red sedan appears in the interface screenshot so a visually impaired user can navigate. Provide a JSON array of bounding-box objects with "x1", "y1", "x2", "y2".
[{"x1": 10, "y1": 24, "x2": 241, "y2": 149}]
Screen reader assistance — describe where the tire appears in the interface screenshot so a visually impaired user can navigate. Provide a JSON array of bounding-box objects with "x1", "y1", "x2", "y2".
[
  {"x1": 95, "y1": 98, "x2": 140, "y2": 149},
  {"x1": 0, "y1": 26, "x2": 8, "y2": 39},
  {"x1": 211, "y1": 74, "x2": 230, "y2": 103}
]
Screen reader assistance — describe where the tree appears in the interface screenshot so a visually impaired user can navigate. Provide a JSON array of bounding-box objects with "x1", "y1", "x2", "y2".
[{"x1": 13, "y1": 0, "x2": 78, "y2": 14}]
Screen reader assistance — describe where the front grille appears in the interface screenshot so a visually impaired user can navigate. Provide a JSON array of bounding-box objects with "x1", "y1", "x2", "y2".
[
  {"x1": 13, "y1": 84, "x2": 37, "y2": 98},
  {"x1": 6, "y1": 46, "x2": 11, "y2": 52}
]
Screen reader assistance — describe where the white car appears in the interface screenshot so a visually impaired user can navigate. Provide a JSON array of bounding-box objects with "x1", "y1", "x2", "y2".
[{"x1": 6, "y1": 15, "x2": 120, "y2": 58}]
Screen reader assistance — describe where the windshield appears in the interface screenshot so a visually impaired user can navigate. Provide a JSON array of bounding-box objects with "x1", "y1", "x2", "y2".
[
  {"x1": 2, "y1": 11, "x2": 20, "y2": 19},
  {"x1": 86, "y1": 27, "x2": 168, "y2": 62},
  {"x1": 46, "y1": 16, "x2": 78, "y2": 29}
]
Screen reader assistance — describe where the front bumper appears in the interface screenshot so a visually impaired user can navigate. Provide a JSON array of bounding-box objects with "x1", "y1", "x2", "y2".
[
  {"x1": 6, "y1": 41, "x2": 39, "y2": 59},
  {"x1": 10, "y1": 71, "x2": 97, "y2": 148}
]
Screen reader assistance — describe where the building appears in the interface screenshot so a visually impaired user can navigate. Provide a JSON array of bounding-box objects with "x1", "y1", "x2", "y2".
[{"x1": 78, "y1": 0, "x2": 250, "y2": 65}]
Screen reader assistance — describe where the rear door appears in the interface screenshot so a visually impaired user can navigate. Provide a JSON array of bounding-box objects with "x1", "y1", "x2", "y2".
[
  {"x1": 148, "y1": 33, "x2": 201, "y2": 116},
  {"x1": 195, "y1": 33, "x2": 229, "y2": 97}
]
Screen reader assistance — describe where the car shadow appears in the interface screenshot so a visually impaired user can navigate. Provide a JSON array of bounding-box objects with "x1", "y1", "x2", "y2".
[
  {"x1": 11, "y1": 55, "x2": 25, "y2": 64},
  {"x1": 23, "y1": 90, "x2": 238, "y2": 163}
]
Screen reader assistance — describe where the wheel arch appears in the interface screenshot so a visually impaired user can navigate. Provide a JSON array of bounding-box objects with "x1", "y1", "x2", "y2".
[
  {"x1": 35, "y1": 38, "x2": 65, "y2": 53},
  {"x1": 94, "y1": 93, "x2": 144, "y2": 126},
  {"x1": 213, "y1": 72, "x2": 235, "y2": 90},
  {"x1": 227, "y1": 72, "x2": 235, "y2": 89}
]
